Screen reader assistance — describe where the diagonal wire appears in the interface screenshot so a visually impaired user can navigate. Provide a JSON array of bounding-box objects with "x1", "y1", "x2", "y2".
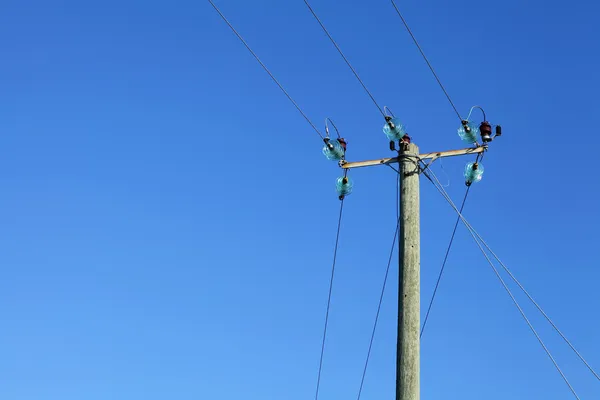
[
  {"x1": 315, "y1": 199, "x2": 345, "y2": 400},
  {"x1": 431, "y1": 179, "x2": 600, "y2": 382},
  {"x1": 420, "y1": 185, "x2": 470, "y2": 338},
  {"x1": 421, "y1": 152, "x2": 482, "y2": 337},
  {"x1": 390, "y1": 0, "x2": 462, "y2": 122},
  {"x1": 303, "y1": 0, "x2": 387, "y2": 119},
  {"x1": 422, "y1": 162, "x2": 600, "y2": 381},
  {"x1": 422, "y1": 166, "x2": 581, "y2": 400},
  {"x1": 476, "y1": 237, "x2": 600, "y2": 382},
  {"x1": 356, "y1": 190, "x2": 401, "y2": 400},
  {"x1": 208, "y1": 0, "x2": 324, "y2": 139}
]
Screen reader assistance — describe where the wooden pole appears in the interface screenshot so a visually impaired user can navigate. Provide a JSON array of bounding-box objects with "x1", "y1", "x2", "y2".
[{"x1": 397, "y1": 142, "x2": 420, "y2": 400}]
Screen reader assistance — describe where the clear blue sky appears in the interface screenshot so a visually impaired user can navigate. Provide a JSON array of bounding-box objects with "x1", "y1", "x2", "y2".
[{"x1": 1, "y1": 0, "x2": 599, "y2": 399}]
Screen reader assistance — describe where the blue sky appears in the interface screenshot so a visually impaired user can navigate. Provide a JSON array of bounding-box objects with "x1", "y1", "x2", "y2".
[{"x1": 1, "y1": 0, "x2": 599, "y2": 399}]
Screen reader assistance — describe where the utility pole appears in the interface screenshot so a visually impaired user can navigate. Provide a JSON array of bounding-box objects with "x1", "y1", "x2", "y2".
[
  {"x1": 341, "y1": 143, "x2": 486, "y2": 400},
  {"x1": 397, "y1": 143, "x2": 420, "y2": 400}
]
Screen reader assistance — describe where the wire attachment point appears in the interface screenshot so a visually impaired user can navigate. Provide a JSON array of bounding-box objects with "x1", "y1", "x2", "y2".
[
  {"x1": 336, "y1": 175, "x2": 353, "y2": 200},
  {"x1": 458, "y1": 121, "x2": 479, "y2": 144},
  {"x1": 383, "y1": 117, "x2": 406, "y2": 141},
  {"x1": 464, "y1": 162, "x2": 484, "y2": 186}
]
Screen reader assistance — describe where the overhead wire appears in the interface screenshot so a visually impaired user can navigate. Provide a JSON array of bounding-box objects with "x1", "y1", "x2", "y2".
[
  {"x1": 390, "y1": 0, "x2": 463, "y2": 122},
  {"x1": 302, "y1": 0, "x2": 387, "y2": 119},
  {"x1": 315, "y1": 199, "x2": 345, "y2": 400},
  {"x1": 420, "y1": 185, "x2": 470, "y2": 337},
  {"x1": 431, "y1": 173, "x2": 600, "y2": 382},
  {"x1": 466, "y1": 105, "x2": 487, "y2": 122},
  {"x1": 208, "y1": 0, "x2": 589, "y2": 394},
  {"x1": 388, "y1": 0, "x2": 482, "y2": 332},
  {"x1": 421, "y1": 152, "x2": 482, "y2": 337},
  {"x1": 356, "y1": 207, "x2": 401, "y2": 400},
  {"x1": 437, "y1": 157, "x2": 451, "y2": 188},
  {"x1": 325, "y1": 117, "x2": 342, "y2": 139},
  {"x1": 208, "y1": 0, "x2": 324, "y2": 139},
  {"x1": 421, "y1": 159, "x2": 599, "y2": 382},
  {"x1": 384, "y1": 106, "x2": 396, "y2": 118},
  {"x1": 421, "y1": 165, "x2": 582, "y2": 400},
  {"x1": 476, "y1": 240, "x2": 600, "y2": 382}
]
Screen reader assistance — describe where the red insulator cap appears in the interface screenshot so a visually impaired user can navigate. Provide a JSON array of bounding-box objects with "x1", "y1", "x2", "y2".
[{"x1": 480, "y1": 121, "x2": 493, "y2": 142}]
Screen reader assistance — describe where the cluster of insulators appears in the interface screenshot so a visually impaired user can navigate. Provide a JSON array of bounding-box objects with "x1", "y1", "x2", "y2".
[
  {"x1": 321, "y1": 109, "x2": 499, "y2": 197},
  {"x1": 457, "y1": 109, "x2": 502, "y2": 186},
  {"x1": 464, "y1": 162, "x2": 484, "y2": 186},
  {"x1": 322, "y1": 121, "x2": 352, "y2": 199},
  {"x1": 336, "y1": 176, "x2": 353, "y2": 200},
  {"x1": 458, "y1": 120, "x2": 502, "y2": 144}
]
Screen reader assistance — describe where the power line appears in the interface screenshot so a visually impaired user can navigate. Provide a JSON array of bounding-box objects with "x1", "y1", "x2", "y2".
[
  {"x1": 422, "y1": 162, "x2": 600, "y2": 382},
  {"x1": 466, "y1": 105, "x2": 487, "y2": 122},
  {"x1": 356, "y1": 205, "x2": 401, "y2": 400},
  {"x1": 302, "y1": 0, "x2": 387, "y2": 119},
  {"x1": 315, "y1": 199, "x2": 345, "y2": 400},
  {"x1": 446, "y1": 195, "x2": 600, "y2": 382},
  {"x1": 390, "y1": 0, "x2": 463, "y2": 122},
  {"x1": 208, "y1": 0, "x2": 324, "y2": 139},
  {"x1": 422, "y1": 166, "x2": 581, "y2": 400},
  {"x1": 420, "y1": 185, "x2": 470, "y2": 338},
  {"x1": 421, "y1": 152, "x2": 483, "y2": 337}
]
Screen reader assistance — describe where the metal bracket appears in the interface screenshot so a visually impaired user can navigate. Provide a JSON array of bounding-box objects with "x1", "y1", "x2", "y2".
[{"x1": 419, "y1": 154, "x2": 439, "y2": 174}]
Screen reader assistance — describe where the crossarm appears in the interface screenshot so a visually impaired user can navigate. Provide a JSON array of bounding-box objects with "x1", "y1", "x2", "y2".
[{"x1": 340, "y1": 146, "x2": 486, "y2": 169}]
